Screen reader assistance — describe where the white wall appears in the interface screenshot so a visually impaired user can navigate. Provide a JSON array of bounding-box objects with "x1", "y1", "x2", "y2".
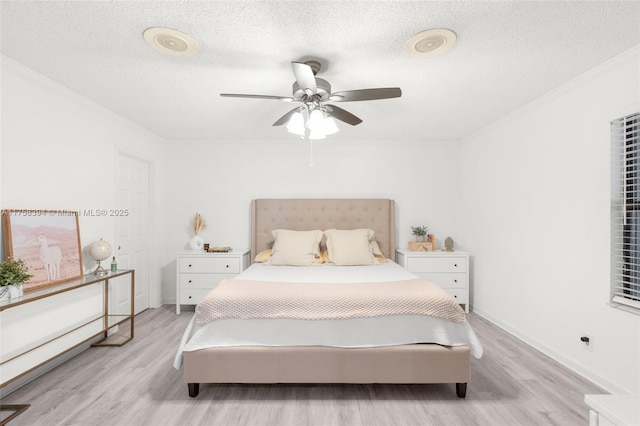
[
  {"x1": 1, "y1": 56, "x2": 166, "y2": 304},
  {"x1": 0, "y1": 56, "x2": 167, "y2": 392},
  {"x1": 458, "y1": 47, "x2": 640, "y2": 394},
  {"x1": 162, "y1": 138, "x2": 460, "y2": 302}
]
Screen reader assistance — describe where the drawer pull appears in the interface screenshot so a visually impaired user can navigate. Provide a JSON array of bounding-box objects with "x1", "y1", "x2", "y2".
[
  {"x1": 188, "y1": 264, "x2": 192, "y2": 268},
  {"x1": 188, "y1": 280, "x2": 192, "y2": 283},
  {"x1": 453, "y1": 295, "x2": 457, "y2": 298},
  {"x1": 454, "y1": 279, "x2": 458, "y2": 283},
  {"x1": 226, "y1": 265, "x2": 229, "y2": 268},
  {"x1": 454, "y1": 263, "x2": 458, "y2": 267},
  {"x1": 188, "y1": 296, "x2": 192, "y2": 299}
]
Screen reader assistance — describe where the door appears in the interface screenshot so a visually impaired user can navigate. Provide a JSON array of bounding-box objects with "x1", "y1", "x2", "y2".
[{"x1": 114, "y1": 153, "x2": 150, "y2": 315}]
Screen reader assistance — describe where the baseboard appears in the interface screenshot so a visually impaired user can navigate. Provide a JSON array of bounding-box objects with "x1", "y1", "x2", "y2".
[{"x1": 472, "y1": 307, "x2": 626, "y2": 395}]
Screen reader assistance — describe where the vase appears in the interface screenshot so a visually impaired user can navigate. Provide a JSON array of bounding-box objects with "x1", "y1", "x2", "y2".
[
  {"x1": 8, "y1": 283, "x2": 24, "y2": 299},
  {"x1": 189, "y1": 235, "x2": 204, "y2": 251},
  {"x1": 0, "y1": 286, "x2": 10, "y2": 303}
]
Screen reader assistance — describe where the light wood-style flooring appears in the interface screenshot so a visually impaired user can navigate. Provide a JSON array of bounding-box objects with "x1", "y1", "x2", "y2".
[{"x1": 1, "y1": 305, "x2": 604, "y2": 425}]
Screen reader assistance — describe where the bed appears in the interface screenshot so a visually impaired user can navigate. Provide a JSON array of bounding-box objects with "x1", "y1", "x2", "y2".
[{"x1": 174, "y1": 199, "x2": 483, "y2": 398}]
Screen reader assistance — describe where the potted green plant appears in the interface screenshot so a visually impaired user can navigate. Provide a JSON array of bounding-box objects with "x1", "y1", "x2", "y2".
[
  {"x1": 0, "y1": 257, "x2": 32, "y2": 301},
  {"x1": 411, "y1": 225, "x2": 429, "y2": 242}
]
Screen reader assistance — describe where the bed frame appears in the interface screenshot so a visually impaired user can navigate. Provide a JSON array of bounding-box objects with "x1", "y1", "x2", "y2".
[{"x1": 184, "y1": 199, "x2": 470, "y2": 398}]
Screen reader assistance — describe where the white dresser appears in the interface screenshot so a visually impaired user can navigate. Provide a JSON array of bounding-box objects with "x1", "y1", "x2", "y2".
[
  {"x1": 585, "y1": 394, "x2": 640, "y2": 426},
  {"x1": 175, "y1": 249, "x2": 250, "y2": 314},
  {"x1": 396, "y1": 249, "x2": 470, "y2": 313}
]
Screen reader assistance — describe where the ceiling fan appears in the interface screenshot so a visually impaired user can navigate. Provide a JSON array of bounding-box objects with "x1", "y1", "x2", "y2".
[{"x1": 220, "y1": 61, "x2": 401, "y2": 133}]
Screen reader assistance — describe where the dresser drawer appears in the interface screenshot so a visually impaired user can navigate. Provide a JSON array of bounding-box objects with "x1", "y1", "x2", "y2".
[
  {"x1": 179, "y1": 273, "x2": 234, "y2": 289},
  {"x1": 444, "y1": 288, "x2": 468, "y2": 304},
  {"x1": 406, "y1": 257, "x2": 467, "y2": 273},
  {"x1": 179, "y1": 257, "x2": 240, "y2": 274},
  {"x1": 419, "y1": 272, "x2": 467, "y2": 289},
  {"x1": 179, "y1": 288, "x2": 215, "y2": 305}
]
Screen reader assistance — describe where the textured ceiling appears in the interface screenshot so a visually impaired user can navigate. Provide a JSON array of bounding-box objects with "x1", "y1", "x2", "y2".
[{"x1": 1, "y1": 1, "x2": 639, "y2": 142}]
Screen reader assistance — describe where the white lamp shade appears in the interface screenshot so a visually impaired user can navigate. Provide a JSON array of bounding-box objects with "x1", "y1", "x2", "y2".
[
  {"x1": 287, "y1": 111, "x2": 305, "y2": 136},
  {"x1": 308, "y1": 129, "x2": 326, "y2": 140},
  {"x1": 322, "y1": 116, "x2": 340, "y2": 135},
  {"x1": 309, "y1": 109, "x2": 325, "y2": 131}
]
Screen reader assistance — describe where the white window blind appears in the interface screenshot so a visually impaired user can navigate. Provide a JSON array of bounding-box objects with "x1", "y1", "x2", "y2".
[{"x1": 611, "y1": 112, "x2": 640, "y2": 312}]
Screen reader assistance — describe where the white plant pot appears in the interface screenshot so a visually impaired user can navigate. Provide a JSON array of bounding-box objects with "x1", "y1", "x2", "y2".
[
  {"x1": 0, "y1": 286, "x2": 10, "y2": 303},
  {"x1": 9, "y1": 283, "x2": 24, "y2": 299}
]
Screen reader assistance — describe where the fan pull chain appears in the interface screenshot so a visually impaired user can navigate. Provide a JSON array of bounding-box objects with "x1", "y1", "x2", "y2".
[{"x1": 309, "y1": 138, "x2": 315, "y2": 167}]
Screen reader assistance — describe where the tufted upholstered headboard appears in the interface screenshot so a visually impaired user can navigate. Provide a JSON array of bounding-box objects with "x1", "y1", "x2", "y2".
[{"x1": 250, "y1": 199, "x2": 396, "y2": 263}]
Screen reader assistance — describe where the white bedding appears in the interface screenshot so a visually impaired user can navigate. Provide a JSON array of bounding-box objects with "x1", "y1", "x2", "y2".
[
  {"x1": 174, "y1": 262, "x2": 483, "y2": 369},
  {"x1": 236, "y1": 261, "x2": 418, "y2": 283}
]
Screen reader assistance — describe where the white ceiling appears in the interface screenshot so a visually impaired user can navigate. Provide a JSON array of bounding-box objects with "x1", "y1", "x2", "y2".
[{"x1": 1, "y1": 1, "x2": 639, "y2": 142}]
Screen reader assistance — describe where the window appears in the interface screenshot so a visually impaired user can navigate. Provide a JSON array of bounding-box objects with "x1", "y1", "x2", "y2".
[{"x1": 611, "y1": 112, "x2": 640, "y2": 313}]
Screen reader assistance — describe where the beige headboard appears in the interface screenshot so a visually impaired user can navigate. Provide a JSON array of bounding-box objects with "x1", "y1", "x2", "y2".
[{"x1": 250, "y1": 199, "x2": 396, "y2": 262}]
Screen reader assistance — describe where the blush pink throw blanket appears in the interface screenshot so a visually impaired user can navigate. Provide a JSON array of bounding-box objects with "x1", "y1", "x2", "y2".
[{"x1": 195, "y1": 278, "x2": 465, "y2": 326}]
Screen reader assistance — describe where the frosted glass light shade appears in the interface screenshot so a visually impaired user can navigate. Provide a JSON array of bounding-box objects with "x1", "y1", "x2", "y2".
[
  {"x1": 322, "y1": 116, "x2": 339, "y2": 135},
  {"x1": 308, "y1": 130, "x2": 326, "y2": 140},
  {"x1": 287, "y1": 112, "x2": 305, "y2": 136},
  {"x1": 309, "y1": 110, "x2": 324, "y2": 132}
]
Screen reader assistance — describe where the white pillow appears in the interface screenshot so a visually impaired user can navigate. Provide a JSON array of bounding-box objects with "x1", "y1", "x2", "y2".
[
  {"x1": 324, "y1": 229, "x2": 378, "y2": 266},
  {"x1": 268, "y1": 229, "x2": 323, "y2": 266}
]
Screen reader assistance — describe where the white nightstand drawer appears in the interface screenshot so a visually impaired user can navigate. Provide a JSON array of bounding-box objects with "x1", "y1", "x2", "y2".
[
  {"x1": 179, "y1": 273, "x2": 233, "y2": 289},
  {"x1": 420, "y1": 272, "x2": 467, "y2": 289},
  {"x1": 444, "y1": 288, "x2": 468, "y2": 304},
  {"x1": 406, "y1": 257, "x2": 467, "y2": 273},
  {"x1": 179, "y1": 288, "x2": 214, "y2": 305},
  {"x1": 176, "y1": 249, "x2": 250, "y2": 314},
  {"x1": 396, "y1": 249, "x2": 470, "y2": 313},
  {"x1": 179, "y1": 257, "x2": 240, "y2": 274}
]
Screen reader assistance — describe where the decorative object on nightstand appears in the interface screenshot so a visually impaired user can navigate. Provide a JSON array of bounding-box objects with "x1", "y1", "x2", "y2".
[
  {"x1": 443, "y1": 237, "x2": 454, "y2": 252},
  {"x1": 409, "y1": 225, "x2": 434, "y2": 251},
  {"x1": 396, "y1": 249, "x2": 470, "y2": 313},
  {"x1": 176, "y1": 248, "x2": 250, "y2": 314},
  {"x1": 189, "y1": 212, "x2": 207, "y2": 250},
  {"x1": 0, "y1": 257, "x2": 32, "y2": 302},
  {"x1": 89, "y1": 238, "x2": 112, "y2": 276}
]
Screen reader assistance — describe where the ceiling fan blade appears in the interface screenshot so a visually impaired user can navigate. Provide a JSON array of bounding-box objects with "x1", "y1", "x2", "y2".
[
  {"x1": 272, "y1": 108, "x2": 300, "y2": 126},
  {"x1": 328, "y1": 88, "x2": 402, "y2": 102},
  {"x1": 291, "y1": 62, "x2": 317, "y2": 95},
  {"x1": 325, "y1": 105, "x2": 362, "y2": 126},
  {"x1": 220, "y1": 93, "x2": 294, "y2": 102}
]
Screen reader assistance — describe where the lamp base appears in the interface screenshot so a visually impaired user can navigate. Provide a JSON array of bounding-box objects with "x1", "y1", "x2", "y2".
[{"x1": 93, "y1": 263, "x2": 108, "y2": 276}]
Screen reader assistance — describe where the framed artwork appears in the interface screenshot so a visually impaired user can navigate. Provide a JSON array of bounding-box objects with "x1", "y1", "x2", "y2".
[{"x1": 2, "y1": 210, "x2": 83, "y2": 291}]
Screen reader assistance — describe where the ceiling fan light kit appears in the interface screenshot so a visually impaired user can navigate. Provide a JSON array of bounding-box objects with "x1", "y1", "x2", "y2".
[
  {"x1": 405, "y1": 28, "x2": 457, "y2": 57},
  {"x1": 220, "y1": 60, "x2": 402, "y2": 140},
  {"x1": 143, "y1": 27, "x2": 199, "y2": 56},
  {"x1": 286, "y1": 106, "x2": 339, "y2": 140}
]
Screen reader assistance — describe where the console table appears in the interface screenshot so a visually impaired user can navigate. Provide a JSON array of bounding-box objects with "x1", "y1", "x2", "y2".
[{"x1": 0, "y1": 269, "x2": 135, "y2": 390}]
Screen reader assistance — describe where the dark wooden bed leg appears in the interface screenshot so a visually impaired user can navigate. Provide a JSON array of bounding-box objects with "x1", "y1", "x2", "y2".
[
  {"x1": 188, "y1": 383, "x2": 200, "y2": 398},
  {"x1": 456, "y1": 383, "x2": 467, "y2": 398}
]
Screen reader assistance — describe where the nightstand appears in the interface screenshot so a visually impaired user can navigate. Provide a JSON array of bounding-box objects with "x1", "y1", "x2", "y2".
[
  {"x1": 585, "y1": 394, "x2": 640, "y2": 426},
  {"x1": 175, "y1": 249, "x2": 250, "y2": 314},
  {"x1": 396, "y1": 249, "x2": 470, "y2": 313}
]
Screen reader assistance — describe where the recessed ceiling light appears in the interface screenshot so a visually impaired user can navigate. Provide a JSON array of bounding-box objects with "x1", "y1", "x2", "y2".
[
  {"x1": 143, "y1": 27, "x2": 198, "y2": 56},
  {"x1": 405, "y1": 28, "x2": 457, "y2": 58}
]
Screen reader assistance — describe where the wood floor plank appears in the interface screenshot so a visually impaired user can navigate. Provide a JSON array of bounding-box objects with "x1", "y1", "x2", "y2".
[{"x1": 1, "y1": 305, "x2": 605, "y2": 425}]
